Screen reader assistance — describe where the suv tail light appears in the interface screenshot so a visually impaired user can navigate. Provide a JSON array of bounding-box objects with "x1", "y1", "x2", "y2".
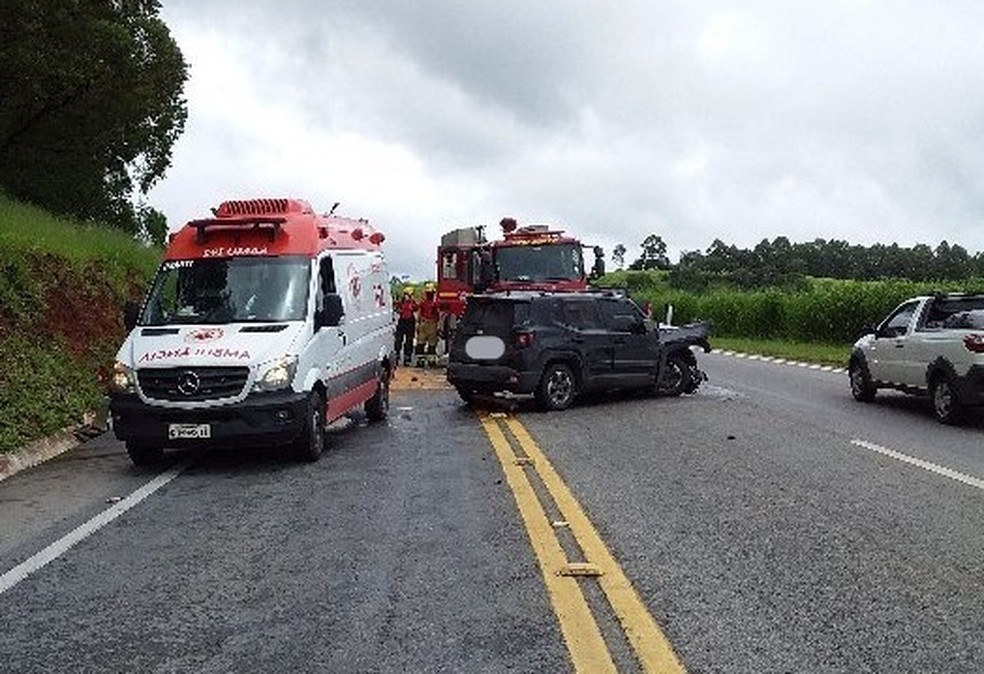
[
  {"x1": 964, "y1": 334, "x2": 984, "y2": 353},
  {"x1": 515, "y1": 331, "x2": 535, "y2": 348}
]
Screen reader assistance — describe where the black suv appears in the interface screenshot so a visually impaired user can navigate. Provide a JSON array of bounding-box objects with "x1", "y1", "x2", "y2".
[{"x1": 446, "y1": 291, "x2": 710, "y2": 410}]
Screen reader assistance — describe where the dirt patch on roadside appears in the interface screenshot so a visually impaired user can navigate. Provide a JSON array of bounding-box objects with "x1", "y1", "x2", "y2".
[{"x1": 391, "y1": 366, "x2": 450, "y2": 391}]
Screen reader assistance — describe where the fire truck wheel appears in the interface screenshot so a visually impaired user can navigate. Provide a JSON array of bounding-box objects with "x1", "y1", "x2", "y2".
[
  {"x1": 294, "y1": 392, "x2": 326, "y2": 462},
  {"x1": 365, "y1": 369, "x2": 390, "y2": 422},
  {"x1": 126, "y1": 442, "x2": 163, "y2": 467}
]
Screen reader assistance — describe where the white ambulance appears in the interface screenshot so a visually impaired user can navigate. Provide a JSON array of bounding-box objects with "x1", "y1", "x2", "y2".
[{"x1": 109, "y1": 198, "x2": 395, "y2": 465}]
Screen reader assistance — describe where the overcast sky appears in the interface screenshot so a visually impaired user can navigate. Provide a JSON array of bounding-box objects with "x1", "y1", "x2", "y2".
[{"x1": 148, "y1": 1, "x2": 984, "y2": 279}]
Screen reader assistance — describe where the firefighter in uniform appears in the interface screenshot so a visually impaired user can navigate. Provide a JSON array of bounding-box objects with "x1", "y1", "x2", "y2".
[
  {"x1": 394, "y1": 288, "x2": 417, "y2": 366},
  {"x1": 415, "y1": 286, "x2": 441, "y2": 367}
]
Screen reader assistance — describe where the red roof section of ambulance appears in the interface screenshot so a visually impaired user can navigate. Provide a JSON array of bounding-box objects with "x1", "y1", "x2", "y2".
[{"x1": 164, "y1": 198, "x2": 384, "y2": 260}]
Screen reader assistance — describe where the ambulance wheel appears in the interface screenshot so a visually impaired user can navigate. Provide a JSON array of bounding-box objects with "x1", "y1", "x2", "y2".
[
  {"x1": 294, "y1": 392, "x2": 325, "y2": 462},
  {"x1": 455, "y1": 387, "x2": 475, "y2": 405},
  {"x1": 126, "y1": 442, "x2": 163, "y2": 467},
  {"x1": 365, "y1": 369, "x2": 390, "y2": 422}
]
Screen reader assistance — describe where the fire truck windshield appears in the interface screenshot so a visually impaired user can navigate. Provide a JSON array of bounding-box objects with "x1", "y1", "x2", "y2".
[
  {"x1": 141, "y1": 256, "x2": 311, "y2": 325},
  {"x1": 494, "y1": 243, "x2": 584, "y2": 283}
]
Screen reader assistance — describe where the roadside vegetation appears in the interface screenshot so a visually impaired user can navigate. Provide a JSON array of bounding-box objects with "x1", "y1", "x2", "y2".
[
  {"x1": 599, "y1": 269, "x2": 984, "y2": 366},
  {"x1": 0, "y1": 193, "x2": 160, "y2": 453},
  {"x1": 0, "y1": 2, "x2": 185, "y2": 453},
  {"x1": 707, "y1": 337, "x2": 851, "y2": 368}
]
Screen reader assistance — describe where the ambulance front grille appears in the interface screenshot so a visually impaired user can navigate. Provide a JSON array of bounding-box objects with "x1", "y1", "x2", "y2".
[{"x1": 137, "y1": 367, "x2": 250, "y2": 402}]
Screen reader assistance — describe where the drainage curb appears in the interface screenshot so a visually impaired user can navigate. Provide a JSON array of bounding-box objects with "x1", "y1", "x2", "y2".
[{"x1": 0, "y1": 429, "x2": 81, "y2": 483}]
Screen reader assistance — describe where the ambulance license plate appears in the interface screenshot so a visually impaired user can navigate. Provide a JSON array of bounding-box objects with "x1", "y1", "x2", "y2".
[{"x1": 168, "y1": 423, "x2": 211, "y2": 440}]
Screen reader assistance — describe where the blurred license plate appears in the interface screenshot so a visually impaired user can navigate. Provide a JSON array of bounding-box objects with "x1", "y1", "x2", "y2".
[{"x1": 168, "y1": 423, "x2": 211, "y2": 440}]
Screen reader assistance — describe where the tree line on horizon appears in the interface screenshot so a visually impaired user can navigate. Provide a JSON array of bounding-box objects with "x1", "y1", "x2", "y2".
[
  {"x1": 0, "y1": 0, "x2": 188, "y2": 246},
  {"x1": 612, "y1": 234, "x2": 984, "y2": 290}
]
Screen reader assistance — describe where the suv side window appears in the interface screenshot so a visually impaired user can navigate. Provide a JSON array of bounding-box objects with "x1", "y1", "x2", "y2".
[
  {"x1": 599, "y1": 298, "x2": 643, "y2": 330},
  {"x1": 562, "y1": 299, "x2": 603, "y2": 329}
]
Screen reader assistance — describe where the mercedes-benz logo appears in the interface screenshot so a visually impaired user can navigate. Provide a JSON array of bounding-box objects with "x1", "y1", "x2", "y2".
[{"x1": 177, "y1": 371, "x2": 200, "y2": 396}]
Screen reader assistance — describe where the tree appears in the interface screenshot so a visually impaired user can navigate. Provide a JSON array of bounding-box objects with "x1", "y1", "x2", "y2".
[
  {"x1": 629, "y1": 234, "x2": 670, "y2": 271},
  {"x1": 0, "y1": 0, "x2": 188, "y2": 233},
  {"x1": 612, "y1": 243, "x2": 626, "y2": 270},
  {"x1": 136, "y1": 202, "x2": 168, "y2": 247}
]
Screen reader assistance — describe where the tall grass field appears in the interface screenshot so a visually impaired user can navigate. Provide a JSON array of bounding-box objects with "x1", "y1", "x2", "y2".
[{"x1": 602, "y1": 270, "x2": 984, "y2": 346}]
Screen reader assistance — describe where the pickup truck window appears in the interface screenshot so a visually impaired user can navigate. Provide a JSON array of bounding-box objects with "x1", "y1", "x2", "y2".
[
  {"x1": 924, "y1": 296, "x2": 984, "y2": 329},
  {"x1": 879, "y1": 301, "x2": 919, "y2": 338},
  {"x1": 942, "y1": 310, "x2": 984, "y2": 329}
]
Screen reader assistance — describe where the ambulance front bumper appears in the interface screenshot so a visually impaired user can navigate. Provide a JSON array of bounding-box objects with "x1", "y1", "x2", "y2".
[{"x1": 109, "y1": 390, "x2": 311, "y2": 448}]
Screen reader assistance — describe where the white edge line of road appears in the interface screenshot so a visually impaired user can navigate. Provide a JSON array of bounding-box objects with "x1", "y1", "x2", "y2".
[
  {"x1": 0, "y1": 463, "x2": 187, "y2": 597},
  {"x1": 852, "y1": 439, "x2": 984, "y2": 491},
  {"x1": 710, "y1": 348, "x2": 846, "y2": 374}
]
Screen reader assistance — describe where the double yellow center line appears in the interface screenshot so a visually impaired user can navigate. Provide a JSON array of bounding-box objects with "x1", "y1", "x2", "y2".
[{"x1": 478, "y1": 411, "x2": 686, "y2": 673}]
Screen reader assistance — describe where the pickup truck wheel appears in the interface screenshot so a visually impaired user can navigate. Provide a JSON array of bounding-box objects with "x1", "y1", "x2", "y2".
[
  {"x1": 364, "y1": 370, "x2": 390, "y2": 422},
  {"x1": 657, "y1": 353, "x2": 693, "y2": 397},
  {"x1": 455, "y1": 386, "x2": 476, "y2": 405},
  {"x1": 849, "y1": 360, "x2": 877, "y2": 402},
  {"x1": 931, "y1": 376, "x2": 963, "y2": 424},
  {"x1": 294, "y1": 392, "x2": 326, "y2": 462},
  {"x1": 126, "y1": 442, "x2": 163, "y2": 467},
  {"x1": 536, "y1": 363, "x2": 576, "y2": 411}
]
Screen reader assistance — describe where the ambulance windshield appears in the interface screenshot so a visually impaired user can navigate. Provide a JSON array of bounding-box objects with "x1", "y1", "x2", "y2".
[{"x1": 141, "y1": 256, "x2": 310, "y2": 325}]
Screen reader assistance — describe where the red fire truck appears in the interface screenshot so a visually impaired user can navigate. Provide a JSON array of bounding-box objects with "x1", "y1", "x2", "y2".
[{"x1": 435, "y1": 217, "x2": 605, "y2": 316}]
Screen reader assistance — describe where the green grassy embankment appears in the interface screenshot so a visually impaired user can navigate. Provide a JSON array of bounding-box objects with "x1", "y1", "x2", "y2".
[{"x1": 0, "y1": 194, "x2": 161, "y2": 453}]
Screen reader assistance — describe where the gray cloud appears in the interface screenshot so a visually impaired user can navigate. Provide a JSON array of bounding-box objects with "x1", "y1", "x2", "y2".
[{"x1": 154, "y1": 1, "x2": 984, "y2": 277}]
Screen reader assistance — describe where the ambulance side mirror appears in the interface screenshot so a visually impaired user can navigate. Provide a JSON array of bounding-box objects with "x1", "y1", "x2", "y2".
[
  {"x1": 123, "y1": 301, "x2": 140, "y2": 332},
  {"x1": 318, "y1": 294, "x2": 345, "y2": 329}
]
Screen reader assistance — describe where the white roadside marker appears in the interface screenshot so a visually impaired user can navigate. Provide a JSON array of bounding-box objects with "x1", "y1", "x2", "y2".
[{"x1": 0, "y1": 463, "x2": 187, "y2": 596}]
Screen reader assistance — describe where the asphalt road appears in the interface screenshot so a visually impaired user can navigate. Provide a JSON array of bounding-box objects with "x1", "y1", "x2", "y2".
[{"x1": 3, "y1": 355, "x2": 984, "y2": 672}]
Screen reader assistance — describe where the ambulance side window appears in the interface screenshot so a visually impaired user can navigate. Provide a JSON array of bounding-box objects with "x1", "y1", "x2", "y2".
[
  {"x1": 315, "y1": 256, "x2": 343, "y2": 329},
  {"x1": 320, "y1": 257, "x2": 336, "y2": 295}
]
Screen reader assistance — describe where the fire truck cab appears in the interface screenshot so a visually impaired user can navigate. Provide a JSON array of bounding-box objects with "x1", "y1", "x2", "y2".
[
  {"x1": 109, "y1": 198, "x2": 395, "y2": 465},
  {"x1": 436, "y1": 217, "x2": 604, "y2": 316}
]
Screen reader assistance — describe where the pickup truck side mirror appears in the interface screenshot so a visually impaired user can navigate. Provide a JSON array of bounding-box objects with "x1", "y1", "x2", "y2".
[
  {"x1": 318, "y1": 294, "x2": 345, "y2": 329},
  {"x1": 122, "y1": 301, "x2": 140, "y2": 332}
]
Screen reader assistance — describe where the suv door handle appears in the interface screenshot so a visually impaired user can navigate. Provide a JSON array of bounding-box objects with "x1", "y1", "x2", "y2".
[
  {"x1": 894, "y1": 343, "x2": 904, "y2": 348},
  {"x1": 571, "y1": 337, "x2": 584, "y2": 343}
]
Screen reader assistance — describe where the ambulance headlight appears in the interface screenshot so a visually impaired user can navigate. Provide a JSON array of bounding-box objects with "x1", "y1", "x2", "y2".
[
  {"x1": 254, "y1": 356, "x2": 298, "y2": 392},
  {"x1": 110, "y1": 361, "x2": 136, "y2": 394}
]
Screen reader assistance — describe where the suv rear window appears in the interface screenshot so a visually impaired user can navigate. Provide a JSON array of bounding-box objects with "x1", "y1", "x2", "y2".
[{"x1": 461, "y1": 299, "x2": 530, "y2": 331}]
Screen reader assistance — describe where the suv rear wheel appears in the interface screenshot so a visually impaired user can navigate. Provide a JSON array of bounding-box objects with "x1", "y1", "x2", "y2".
[{"x1": 536, "y1": 363, "x2": 577, "y2": 411}]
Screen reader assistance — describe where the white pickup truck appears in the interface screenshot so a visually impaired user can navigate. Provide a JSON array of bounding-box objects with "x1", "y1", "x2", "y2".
[{"x1": 849, "y1": 293, "x2": 984, "y2": 423}]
